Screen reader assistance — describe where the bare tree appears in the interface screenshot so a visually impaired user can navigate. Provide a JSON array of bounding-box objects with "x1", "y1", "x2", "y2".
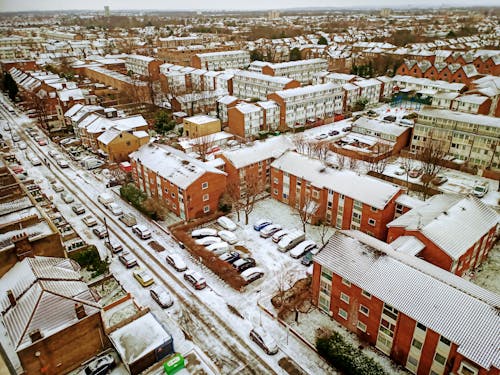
[
  {"x1": 400, "y1": 157, "x2": 415, "y2": 186},
  {"x1": 191, "y1": 134, "x2": 216, "y2": 161},
  {"x1": 296, "y1": 192, "x2": 319, "y2": 234},
  {"x1": 316, "y1": 220, "x2": 335, "y2": 247},
  {"x1": 292, "y1": 134, "x2": 308, "y2": 154},
  {"x1": 336, "y1": 154, "x2": 347, "y2": 170},
  {"x1": 224, "y1": 177, "x2": 242, "y2": 222},
  {"x1": 308, "y1": 140, "x2": 329, "y2": 160},
  {"x1": 366, "y1": 157, "x2": 388, "y2": 174},
  {"x1": 241, "y1": 171, "x2": 263, "y2": 225},
  {"x1": 27, "y1": 91, "x2": 49, "y2": 130},
  {"x1": 417, "y1": 137, "x2": 447, "y2": 200},
  {"x1": 274, "y1": 265, "x2": 296, "y2": 308},
  {"x1": 348, "y1": 157, "x2": 359, "y2": 172}
]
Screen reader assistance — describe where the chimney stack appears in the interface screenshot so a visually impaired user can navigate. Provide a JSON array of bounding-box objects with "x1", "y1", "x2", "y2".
[
  {"x1": 7, "y1": 290, "x2": 16, "y2": 307},
  {"x1": 75, "y1": 303, "x2": 86, "y2": 319},
  {"x1": 29, "y1": 329, "x2": 42, "y2": 343}
]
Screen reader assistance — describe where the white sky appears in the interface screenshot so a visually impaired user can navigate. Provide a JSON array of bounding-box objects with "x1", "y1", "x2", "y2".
[{"x1": 0, "y1": 0, "x2": 496, "y2": 12}]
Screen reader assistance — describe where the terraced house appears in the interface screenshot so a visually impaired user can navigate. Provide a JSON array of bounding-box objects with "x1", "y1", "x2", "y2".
[{"x1": 232, "y1": 70, "x2": 300, "y2": 101}]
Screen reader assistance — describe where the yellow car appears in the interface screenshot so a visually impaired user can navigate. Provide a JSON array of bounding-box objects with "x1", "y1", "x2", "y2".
[{"x1": 133, "y1": 268, "x2": 155, "y2": 287}]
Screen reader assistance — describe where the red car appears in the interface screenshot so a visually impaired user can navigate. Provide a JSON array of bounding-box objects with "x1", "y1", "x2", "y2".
[{"x1": 38, "y1": 139, "x2": 47, "y2": 146}]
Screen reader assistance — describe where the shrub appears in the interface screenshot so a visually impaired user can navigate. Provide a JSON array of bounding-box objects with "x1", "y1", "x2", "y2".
[
  {"x1": 70, "y1": 246, "x2": 109, "y2": 278},
  {"x1": 316, "y1": 332, "x2": 387, "y2": 375}
]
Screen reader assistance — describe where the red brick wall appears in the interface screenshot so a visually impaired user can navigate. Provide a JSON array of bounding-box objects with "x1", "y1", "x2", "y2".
[
  {"x1": 390, "y1": 313, "x2": 415, "y2": 365},
  {"x1": 227, "y1": 107, "x2": 246, "y2": 138}
]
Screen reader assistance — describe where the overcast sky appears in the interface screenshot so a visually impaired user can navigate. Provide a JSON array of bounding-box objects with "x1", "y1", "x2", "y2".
[{"x1": 1, "y1": 0, "x2": 496, "y2": 12}]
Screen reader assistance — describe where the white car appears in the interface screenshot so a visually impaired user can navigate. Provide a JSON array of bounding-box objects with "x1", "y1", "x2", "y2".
[
  {"x1": 272, "y1": 229, "x2": 289, "y2": 243},
  {"x1": 165, "y1": 253, "x2": 187, "y2": 272},
  {"x1": 53, "y1": 183, "x2": 64, "y2": 192},
  {"x1": 217, "y1": 216, "x2": 237, "y2": 231},
  {"x1": 18, "y1": 141, "x2": 27, "y2": 150},
  {"x1": 107, "y1": 203, "x2": 123, "y2": 216},
  {"x1": 289, "y1": 240, "x2": 317, "y2": 259},
  {"x1": 61, "y1": 192, "x2": 74, "y2": 204},
  {"x1": 206, "y1": 241, "x2": 229, "y2": 254},
  {"x1": 218, "y1": 230, "x2": 238, "y2": 244},
  {"x1": 56, "y1": 158, "x2": 69, "y2": 168},
  {"x1": 191, "y1": 228, "x2": 218, "y2": 238},
  {"x1": 260, "y1": 224, "x2": 282, "y2": 238},
  {"x1": 150, "y1": 285, "x2": 174, "y2": 308},
  {"x1": 195, "y1": 236, "x2": 221, "y2": 246}
]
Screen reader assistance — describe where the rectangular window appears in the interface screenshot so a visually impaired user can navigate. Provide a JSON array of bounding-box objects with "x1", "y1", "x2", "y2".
[
  {"x1": 338, "y1": 308, "x2": 348, "y2": 320},
  {"x1": 203, "y1": 205, "x2": 210, "y2": 213},
  {"x1": 439, "y1": 336, "x2": 451, "y2": 346},
  {"x1": 273, "y1": 177, "x2": 279, "y2": 184},
  {"x1": 321, "y1": 268, "x2": 333, "y2": 281},
  {"x1": 362, "y1": 290, "x2": 371, "y2": 299},
  {"x1": 359, "y1": 305, "x2": 369, "y2": 316},
  {"x1": 357, "y1": 321, "x2": 367, "y2": 332},
  {"x1": 341, "y1": 278, "x2": 351, "y2": 287},
  {"x1": 368, "y1": 218, "x2": 376, "y2": 226},
  {"x1": 202, "y1": 182, "x2": 208, "y2": 189},
  {"x1": 203, "y1": 194, "x2": 209, "y2": 201},
  {"x1": 312, "y1": 190, "x2": 319, "y2": 198},
  {"x1": 370, "y1": 206, "x2": 378, "y2": 212},
  {"x1": 458, "y1": 362, "x2": 479, "y2": 375},
  {"x1": 434, "y1": 353, "x2": 447, "y2": 365},
  {"x1": 411, "y1": 338, "x2": 423, "y2": 350},
  {"x1": 340, "y1": 292, "x2": 350, "y2": 304},
  {"x1": 416, "y1": 322, "x2": 426, "y2": 331}
]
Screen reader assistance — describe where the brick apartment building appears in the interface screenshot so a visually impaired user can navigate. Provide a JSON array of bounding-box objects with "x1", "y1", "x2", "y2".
[
  {"x1": 217, "y1": 95, "x2": 240, "y2": 125},
  {"x1": 227, "y1": 101, "x2": 283, "y2": 139},
  {"x1": 387, "y1": 194, "x2": 498, "y2": 276},
  {"x1": 267, "y1": 83, "x2": 343, "y2": 130},
  {"x1": 312, "y1": 230, "x2": 500, "y2": 375},
  {"x1": 97, "y1": 128, "x2": 150, "y2": 163},
  {"x1": 130, "y1": 144, "x2": 227, "y2": 220},
  {"x1": 270, "y1": 151, "x2": 402, "y2": 240},
  {"x1": 261, "y1": 58, "x2": 328, "y2": 84},
  {"x1": 125, "y1": 54, "x2": 162, "y2": 80},
  {"x1": 191, "y1": 50, "x2": 250, "y2": 71},
  {"x1": 232, "y1": 70, "x2": 300, "y2": 100}
]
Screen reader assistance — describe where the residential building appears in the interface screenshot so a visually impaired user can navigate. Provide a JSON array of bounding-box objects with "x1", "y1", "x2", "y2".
[
  {"x1": 125, "y1": 54, "x2": 162, "y2": 80},
  {"x1": 261, "y1": 58, "x2": 328, "y2": 84},
  {"x1": 312, "y1": 230, "x2": 500, "y2": 375},
  {"x1": 183, "y1": 115, "x2": 221, "y2": 138},
  {"x1": 232, "y1": 71, "x2": 300, "y2": 101},
  {"x1": 130, "y1": 144, "x2": 227, "y2": 220},
  {"x1": 392, "y1": 75, "x2": 465, "y2": 95},
  {"x1": 97, "y1": 128, "x2": 150, "y2": 163},
  {"x1": 387, "y1": 194, "x2": 498, "y2": 275},
  {"x1": 217, "y1": 95, "x2": 239, "y2": 125},
  {"x1": 170, "y1": 89, "x2": 228, "y2": 116},
  {"x1": 354, "y1": 78, "x2": 383, "y2": 105},
  {"x1": 268, "y1": 83, "x2": 343, "y2": 130},
  {"x1": 412, "y1": 108, "x2": 500, "y2": 172},
  {"x1": 257, "y1": 100, "x2": 281, "y2": 132},
  {"x1": 270, "y1": 151, "x2": 402, "y2": 240},
  {"x1": 227, "y1": 103, "x2": 264, "y2": 139},
  {"x1": 451, "y1": 94, "x2": 492, "y2": 115},
  {"x1": 192, "y1": 50, "x2": 250, "y2": 71}
]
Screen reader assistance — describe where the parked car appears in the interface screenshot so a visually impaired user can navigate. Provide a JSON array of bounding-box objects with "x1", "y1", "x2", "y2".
[
  {"x1": 82, "y1": 158, "x2": 104, "y2": 170},
  {"x1": 18, "y1": 141, "x2": 27, "y2": 150},
  {"x1": 278, "y1": 230, "x2": 305, "y2": 252},
  {"x1": 328, "y1": 129, "x2": 339, "y2": 136},
  {"x1": 253, "y1": 219, "x2": 272, "y2": 231},
  {"x1": 107, "y1": 203, "x2": 123, "y2": 216},
  {"x1": 166, "y1": 253, "x2": 187, "y2": 272},
  {"x1": 218, "y1": 251, "x2": 240, "y2": 264},
  {"x1": 472, "y1": 182, "x2": 489, "y2": 198},
  {"x1": 12, "y1": 135, "x2": 20, "y2": 142},
  {"x1": 232, "y1": 257, "x2": 256, "y2": 273},
  {"x1": 195, "y1": 236, "x2": 221, "y2": 246},
  {"x1": 98, "y1": 193, "x2": 114, "y2": 207},
  {"x1": 71, "y1": 204, "x2": 86, "y2": 215},
  {"x1": 217, "y1": 216, "x2": 237, "y2": 231},
  {"x1": 92, "y1": 225, "x2": 108, "y2": 239},
  {"x1": 342, "y1": 126, "x2": 352, "y2": 132},
  {"x1": 260, "y1": 224, "x2": 282, "y2": 238},
  {"x1": 105, "y1": 239, "x2": 123, "y2": 253},
  {"x1": 241, "y1": 267, "x2": 264, "y2": 284},
  {"x1": 48, "y1": 150, "x2": 60, "y2": 158},
  {"x1": 408, "y1": 167, "x2": 423, "y2": 178},
  {"x1": 431, "y1": 175, "x2": 448, "y2": 186},
  {"x1": 315, "y1": 133, "x2": 328, "y2": 140},
  {"x1": 60, "y1": 137, "x2": 77, "y2": 146},
  {"x1": 133, "y1": 268, "x2": 155, "y2": 287},
  {"x1": 289, "y1": 240, "x2": 317, "y2": 259},
  {"x1": 119, "y1": 251, "x2": 137, "y2": 268},
  {"x1": 53, "y1": 183, "x2": 64, "y2": 192},
  {"x1": 84, "y1": 354, "x2": 115, "y2": 375},
  {"x1": 394, "y1": 167, "x2": 406, "y2": 176},
  {"x1": 218, "y1": 230, "x2": 238, "y2": 244},
  {"x1": 29, "y1": 156, "x2": 42, "y2": 166},
  {"x1": 249, "y1": 327, "x2": 278, "y2": 355},
  {"x1": 184, "y1": 270, "x2": 206, "y2": 290},
  {"x1": 61, "y1": 192, "x2": 74, "y2": 203},
  {"x1": 119, "y1": 213, "x2": 137, "y2": 227},
  {"x1": 206, "y1": 241, "x2": 229, "y2": 254},
  {"x1": 191, "y1": 228, "x2": 218, "y2": 238},
  {"x1": 150, "y1": 285, "x2": 174, "y2": 308},
  {"x1": 82, "y1": 215, "x2": 97, "y2": 227},
  {"x1": 132, "y1": 224, "x2": 152, "y2": 240},
  {"x1": 301, "y1": 251, "x2": 314, "y2": 266},
  {"x1": 56, "y1": 158, "x2": 69, "y2": 168},
  {"x1": 272, "y1": 229, "x2": 289, "y2": 243},
  {"x1": 37, "y1": 139, "x2": 47, "y2": 146}
]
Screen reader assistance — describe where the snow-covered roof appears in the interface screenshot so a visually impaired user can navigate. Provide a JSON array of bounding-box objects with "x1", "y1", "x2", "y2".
[
  {"x1": 130, "y1": 143, "x2": 226, "y2": 189},
  {"x1": 352, "y1": 117, "x2": 409, "y2": 137},
  {"x1": 234, "y1": 102, "x2": 262, "y2": 114},
  {"x1": 390, "y1": 235, "x2": 425, "y2": 256},
  {"x1": 388, "y1": 194, "x2": 499, "y2": 260},
  {"x1": 184, "y1": 115, "x2": 219, "y2": 125},
  {"x1": 221, "y1": 136, "x2": 295, "y2": 169},
  {"x1": 274, "y1": 82, "x2": 340, "y2": 100},
  {"x1": 234, "y1": 70, "x2": 295, "y2": 85},
  {"x1": 97, "y1": 128, "x2": 120, "y2": 145},
  {"x1": 395, "y1": 194, "x2": 424, "y2": 209},
  {"x1": 454, "y1": 94, "x2": 488, "y2": 105},
  {"x1": 268, "y1": 58, "x2": 327, "y2": 69},
  {"x1": 126, "y1": 54, "x2": 155, "y2": 63},
  {"x1": 133, "y1": 130, "x2": 149, "y2": 138},
  {"x1": 109, "y1": 313, "x2": 172, "y2": 365},
  {"x1": 217, "y1": 95, "x2": 239, "y2": 105},
  {"x1": 418, "y1": 108, "x2": 500, "y2": 128},
  {"x1": 271, "y1": 151, "x2": 400, "y2": 209},
  {"x1": 315, "y1": 230, "x2": 500, "y2": 370},
  {"x1": 63, "y1": 103, "x2": 84, "y2": 117},
  {"x1": 57, "y1": 88, "x2": 84, "y2": 102}
]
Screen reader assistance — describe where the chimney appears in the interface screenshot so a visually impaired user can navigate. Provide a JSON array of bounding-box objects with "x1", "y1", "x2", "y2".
[
  {"x1": 61, "y1": 83, "x2": 66, "y2": 89},
  {"x1": 29, "y1": 329, "x2": 43, "y2": 343},
  {"x1": 75, "y1": 303, "x2": 86, "y2": 319},
  {"x1": 7, "y1": 290, "x2": 16, "y2": 307}
]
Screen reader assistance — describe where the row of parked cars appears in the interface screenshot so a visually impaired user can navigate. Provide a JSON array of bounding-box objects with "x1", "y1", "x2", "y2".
[{"x1": 254, "y1": 219, "x2": 319, "y2": 266}]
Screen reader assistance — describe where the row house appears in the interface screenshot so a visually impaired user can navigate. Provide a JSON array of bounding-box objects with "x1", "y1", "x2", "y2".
[
  {"x1": 217, "y1": 135, "x2": 295, "y2": 198},
  {"x1": 0, "y1": 59, "x2": 37, "y2": 73},
  {"x1": 227, "y1": 100, "x2": 281, "y2": 139},
  {"x1": 392, "y1": 75, "x2": 465, "y2": 95},
  {"x1": 157, "y1": 45, "x2": 235, "y2": 67},
  {"x1": 354, "y1": 78, "x2": 382, "y2": 105},
  {"x1": 97, "y1": 128, "x2": 150, "y2": 163},
  {"x1": 387, "y1": 194, "x2": 498, "y2": 276},
  {"x1": 312, "y1": 230, "x2": 500, "y2": 375},
  {"x1": 431, "y1": 92, "x2": 461, "y2": 110},
  {"x1": 445, "y1": 51, "x2": 500, "y2": 76},
  {"x1": 125, "y1": 54, "x2": 162, "y2": 80},
  {"x1": 261, "y1": 58, "x2": 328, "y2": 84},
  {"x1": 191, "y1": 50, "x2": 250, "y2": 71},
  {"x1": 158, "y1": 36, "x2": 202, "y2": 48},
  {"x1": 314, "y1": 72, "x2": 358, "y2": 86},
  {"x1": 130, "y1": 143, "x2": 227, "y2": 220},
  {"x1": 170, "y1": 88, "x2": 228, "y2": 117},
  {"x1": 268, "y1": 83, "x2": 343, "y2": 130},
  {"x1": 396, "y1": 60, "x2": 481, "y2": 87},
  {"x1": 232, "y1": 70, "x2": 300, "y2": 101},
  {"x1": 412, "y1": 108, "x2": 500, "y2": 172},
  {"x1": 270, "y1": 151, "x2": 402, "y2": 240},
  {"x1": 450, "y1": 94, "x2": 493, "y2": 116},
  {"x1": 376, "y1": 76, "x2": 395, "y2": 99},
  {"x1": 468, "y1": 75, "x2": 500, "y2": 117}
]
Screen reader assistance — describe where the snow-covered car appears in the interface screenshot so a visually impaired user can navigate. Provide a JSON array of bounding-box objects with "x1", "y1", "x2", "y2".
[
  {"x1": 394, "y1": 167, "x2": 406, "y2": 176},
  {"x1": 150, "y1": 285, "x2": 173, "y2": 308},
  {"x1": 118, "y1": 252, "x2": 137, "y2": 268},
  {"x1": 232, "y1": 257, "x2": 256, "y2": 273},
  {"x1": 61, "y1": 192, "x2": 74, "y2": 203},
  {"x1": 184, "y1": 270, "x2": 206, "y2": 290},
  {"x1": 217, "y1": 216, "x2": 237, "y2": 231},
  {"x1": 18, "y1": 141, "x2": 27, "y2": 150},
  {"x1": 250, "y1": 327, "x2": 278, "y2": 355},
  {"x1": 56, "y1": 158, "x2": 69, "y2": 168},
  {"x1": 253, "y1": 219, "x2": 272, "y2": 231},
  {"x1": 431, "y1": 175, "x2": 448, "y2": 186},
  {"x1": 48, "y1": 150, "x2": 60, "y2": 158},
  {"x1": 206, "y1": 241, "x2": 229, "y2": 254},
  {"x1": 315, "y1": 133, "x2": 328, "y2": 140},
  {"x1": 82, "y1": 215, "x2": 97, "y2": 227},
  {"x1": 191, "y1": 228, "x2": 218, "y2": 238},
  {"x1": 289, "y1": 240, "x2": 317, "y2": 259},
  {"x1": 408, "y1": 167, "x2": 423, "y2": 178},
  {"x1": 165, "y1": 253, "x2": 187, "y2": 272},
  {"x1": 472, "y1": 182, "x2": 489, "y2": 198},
  {"x1": 92, "y1": 225, "x2": 108, "y2": 239},
  {"x1": 107, "y1": 203, "x2": 123, "y2": 216},
  {"x1": 132, "y1": 224, "x2": 151, "y2": 240},
  {"x1": 133, "y1": 268, "x2": 155, "y2": 287},
  {"x1": 218, "y1": 230, "x2": 238, "y2": 244},
  {"x1": 71, "y1": 204, "x2": 86, "y2": 215},
  {"x1": 105, "y1": 239, "x2": 123, "y2": 253},
  {"x1": 260, "y1": 224, "x2": 282, "y2": 238},
  {"x1": 241, "y1": 267, "x2": 265, "y2": 285},
  {"x1": 53, "y1": 183, "x2": 64, "y2": 192},
  {"x1": 218, "y1": 251, "x2": 240, "y2": 264},
  {"x1": 195, "y1": 236, "x2": 221, "y2": 246},
  {"x1": 84, "y1": 354, "x2": 115, "y2": 375},
  {"x1": 272, "y1": 229, "x2": 289, "y2": 243}
]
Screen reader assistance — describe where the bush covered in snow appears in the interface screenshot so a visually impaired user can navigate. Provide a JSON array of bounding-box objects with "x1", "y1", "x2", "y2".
[{"x1": 316, "y1": 332, "x2": 387, "y2": 375}]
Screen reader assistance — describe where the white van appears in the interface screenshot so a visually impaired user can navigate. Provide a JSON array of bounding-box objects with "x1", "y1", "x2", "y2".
[
  {"x1": 278, "y1": 230, "x2": 305, "y2": 252},
  {"x1": 83, "y1": 158, "x2": 104, "y2": 170},
  {"x1": 98, "y1": 193, "x2": 114, "y2": 207},
  {"x1": 132, "y1": 224, "x2": 152, "y2": 240}
]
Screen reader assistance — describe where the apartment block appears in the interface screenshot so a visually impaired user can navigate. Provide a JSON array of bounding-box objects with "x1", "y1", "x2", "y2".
[
  {"x1": 312, "y1": 230, "x2": 499, "y2": 375},
  {"x1": 270, "y1": 151, "x2": 402, "y2": 240},
  {"x1": 217, "y1": 95, "x2": 239, "y2": 125},
  {"x1": 262, "y1": 58, "x2": 328, "y2": 84},
  {"x1": 125, "y1": 54, "x2": 162, "y2": 80},
  {"x1": 97, "y1": 128, "x2": 150, "y2": 163},
  {"x1": 232, "y1": 70, "x2": 300, "y2": 100},
  {"x1": 392, "y1": 75, "x2": 465, "y2": 94},
  {"x1": 192, "y1": 50, "x2": 250, "y2": 71},
  {"x1": 354, "y1": 78, "x2": 382, "y2": 105},
  {"x1": 412, "y1": 108, "x2": 500, "y2": 171},
  {"x1": 268, "y1": 83, "x2": 343, "y2": 130},
  {"x1": 227, "y1": 103, "x2": 263, "y2": 139},
  {"x1": 387, "y1": 194, "x2": 498, "y2": 276},
  {"x1": 170, "y1": 89, "x2": 228, "y2": 116},
  {"x1": 183, "y1": 115, "x2": 221, "y2": 138},
  {"x1": 130, "y1": 144, "x2": 227, "y2": 220}
]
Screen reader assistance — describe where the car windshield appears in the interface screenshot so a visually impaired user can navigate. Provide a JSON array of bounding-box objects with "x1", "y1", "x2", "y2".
[{"x1": 474, "y1": 186, "x2": 486, "y2": 192}]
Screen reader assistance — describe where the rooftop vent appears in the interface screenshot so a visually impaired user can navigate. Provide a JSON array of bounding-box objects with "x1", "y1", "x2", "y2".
[{"x1": 29, "y1": 329, "x2": 43, "y2": 343}]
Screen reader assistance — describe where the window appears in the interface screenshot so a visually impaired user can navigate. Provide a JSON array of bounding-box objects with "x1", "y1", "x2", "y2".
[
  {"x1": 340, "y1": 292, "x2": 350, "y2": 304},
  {"x1": 361, "y1": 290, "x2": 371, "y2": 299},
  {"x1": 439, "y1": 336, "x2": 451, "y2": 346},
  {"x1": 359, "y1": 305, "x2": 369, "y2": 316},
  {"x1": 368, "y1": 218, "x2": 376, "y2": 226},
  {"x1": 357, "y1": 321, "x2": 367, "y2": 332},
  {"x1": 273, "y1": 189, "x2": 278, "y2": 195},
  {"x1": 203, "y1": 205, "x2": 210, "y2": 213},
  {"x1": 458, "y1": 362, "x2": 479, "y2": 375},
  {"x1": 407, "y1": 355, "x2": 418, "y2": 367},
  {"x1": 370, "y1": 206, "x2": 378, "y2": 212},
  {"x1": 341, "y1": 278, "x2": 351, "y2": 287},
  {"x1": 312, "y1": 190, "x2": 319, "y2": 198},
  {"x1": 434, "y1": 353, "x2": 447, "y2": 366},
  {"x1": 202, "y1": 182, "x2": 208, "y2": 189},
  {"x1": 273, "y1": 177, "x2": 279, "y2": 184},
  {"x1": 203, "y1": 194, "x2": 209, "y2": 202},
  {"x1": 411, "y1": 338, "x2": 423, "y2": 350},
  {"x1": 321, "y1": 268, "x2": 333, "y2": 281},
  {"x1": 338, "y1": 308, "x2": 348, "y2": 320},
  {"x1": 416, "y1": 322, "x2": 426, "y2": 332}
]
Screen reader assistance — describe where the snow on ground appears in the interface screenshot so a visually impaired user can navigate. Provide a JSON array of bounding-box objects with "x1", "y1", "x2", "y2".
[{"x1": 464, "y1": 242, "x2": 500, "y2": 295}]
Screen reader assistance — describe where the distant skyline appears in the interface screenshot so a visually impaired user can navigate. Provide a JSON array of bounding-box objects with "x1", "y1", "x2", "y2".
[{"x1": 1, "y1": 0, "x2": 498, "y2": 13}]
